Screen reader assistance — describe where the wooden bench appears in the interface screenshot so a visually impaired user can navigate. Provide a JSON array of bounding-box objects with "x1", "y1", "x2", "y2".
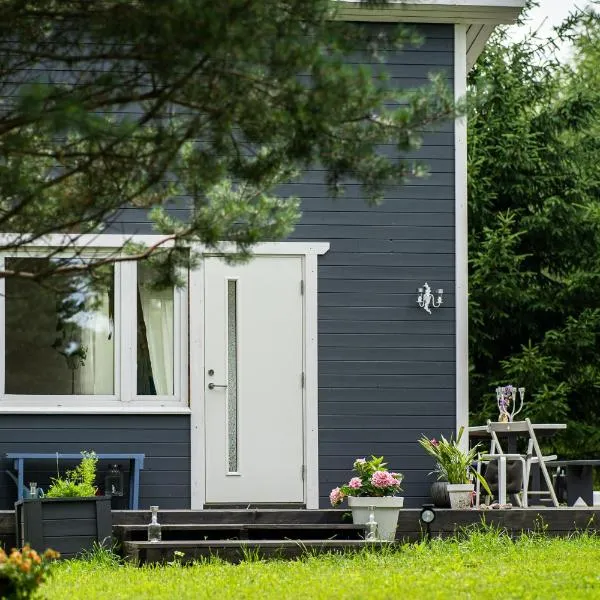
[
  {"x1": 546, "y1": 460, "x2": 600, "y2": 506},
  {"x1": 5, "y1": 453, "x2": 145, "y2": 510}
]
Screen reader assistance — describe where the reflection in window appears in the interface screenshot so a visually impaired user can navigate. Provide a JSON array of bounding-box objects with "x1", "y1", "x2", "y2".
[
  {"x1": 5, "y1": 258, "x2": 114, "y2": 395},
  {"x1": 137, "y1": 262, "x2": 174, "y2": 396}
]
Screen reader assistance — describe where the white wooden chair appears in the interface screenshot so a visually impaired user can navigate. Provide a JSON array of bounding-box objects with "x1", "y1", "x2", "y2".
[
  {"x1": 475, "y1": 418, "x2": 559, "y2": 507},
  {"x1": 475, "y1": 420, "x2": 528, "y2": 507}
]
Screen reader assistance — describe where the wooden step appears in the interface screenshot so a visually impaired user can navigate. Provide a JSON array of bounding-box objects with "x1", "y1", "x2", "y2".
[
  {"x1": 124, "y1": 539, "x2": 393, "y2": 564},
  {"x1": 112, "y1": 509, "x2": 350, "y2": 526},
  {"x1": 114, "y1": 523, "x2": 367, "y2": 542}
]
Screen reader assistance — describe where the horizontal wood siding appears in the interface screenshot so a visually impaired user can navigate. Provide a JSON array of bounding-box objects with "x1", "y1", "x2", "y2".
[
  {"x1": 0, "y1": 415, "x2": 190, "y2": 510},
  {"x1": 1, "y1": 24, "x2": 456, "y2": 509},
  {"x1": 288, "y1": 24, "x2": 456, "y2": 507}
]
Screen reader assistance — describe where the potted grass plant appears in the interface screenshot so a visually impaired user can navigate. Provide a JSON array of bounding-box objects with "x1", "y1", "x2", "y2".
[
  {"x1": 15, "y1": 451, "x2": 112, "y2": 559},
  {"x1": 329, "y1": 456, "x2": 403, "y2": 541},
  {"x1": 418, "y1": 427, "x2": 491, "y2": 509}
]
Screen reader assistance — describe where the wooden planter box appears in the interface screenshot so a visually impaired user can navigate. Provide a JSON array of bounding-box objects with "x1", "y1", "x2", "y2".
[{"x1": 15, "y1": 497, "x2": 112, "y2": 558}]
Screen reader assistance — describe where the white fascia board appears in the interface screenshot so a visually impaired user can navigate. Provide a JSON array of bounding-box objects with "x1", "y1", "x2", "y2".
[
  {"x1": 335, "y1": 1, "x2": 526, "y2": 25},
  {"x1": 0, "y1": 234, "x2": 330, "y2": 256},
  {"x1": 466, "y1": 24, "x2": 496, "y2": 70},
  {"x1": 338, "y1": 0, "x2": 525, "y2": 6}
]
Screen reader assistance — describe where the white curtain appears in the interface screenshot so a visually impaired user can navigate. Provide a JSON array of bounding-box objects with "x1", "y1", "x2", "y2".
[
  {"x1": 77, "y1": 292, "x2": 114, "y2": 395},
  {"x1": 139, "y1": 286, "x2": 174, "y2": 395}
]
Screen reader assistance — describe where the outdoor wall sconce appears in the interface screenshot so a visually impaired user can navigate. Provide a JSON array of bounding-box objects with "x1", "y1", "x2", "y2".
[{"x1": 417, "y1": 282, "x2": 443, "y2": 314}]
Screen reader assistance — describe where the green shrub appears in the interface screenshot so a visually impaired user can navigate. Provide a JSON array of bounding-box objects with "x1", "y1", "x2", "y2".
[{"x1": 45, "y1": 451, "x2": 98, "y2": 498}]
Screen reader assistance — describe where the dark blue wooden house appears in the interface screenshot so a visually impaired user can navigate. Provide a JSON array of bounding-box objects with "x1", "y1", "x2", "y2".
[{"x1": 0, "y1": 1, "x2": 525, "y2": 510}]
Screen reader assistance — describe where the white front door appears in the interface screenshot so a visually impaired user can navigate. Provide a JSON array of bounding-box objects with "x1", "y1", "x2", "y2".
[{"x1": 204, "y1": 255, "x2": 305, "y2": 503}]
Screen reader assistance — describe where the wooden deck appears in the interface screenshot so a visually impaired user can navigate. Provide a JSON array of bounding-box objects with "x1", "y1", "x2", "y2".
[
  {"x1": 2, "y1": 507, "x2": 600, "y2": 563},
  {"x1": 113, "y1": 507, "x2": 600, "y2": 540}
]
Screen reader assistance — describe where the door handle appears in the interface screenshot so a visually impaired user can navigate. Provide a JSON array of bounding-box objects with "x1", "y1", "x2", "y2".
[{"x1": 208, "y1": 383, "x2": 228, "y2": 390}]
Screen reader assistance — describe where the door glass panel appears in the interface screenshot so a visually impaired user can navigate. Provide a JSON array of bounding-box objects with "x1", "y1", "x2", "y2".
[
  {"x1": 227, "y1": 279, "x2": 238, "y2": 473},
  {"x1": 137, "y1": 261, "x2": 174, "y2": 395},
  {"x1": 5, "y1": 257, "x2": 114, "y2": 395}
]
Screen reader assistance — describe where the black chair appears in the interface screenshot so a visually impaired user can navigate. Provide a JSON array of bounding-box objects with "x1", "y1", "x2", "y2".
[{"x1": 481, "y1": 459, "x2": 524, "y2": 505}]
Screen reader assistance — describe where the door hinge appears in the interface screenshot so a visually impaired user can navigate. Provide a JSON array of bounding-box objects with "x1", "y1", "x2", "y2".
[
  {"x1": 300, "y1": 280, "x2": 304, "y2": 295},
  {"x1": 301, "y1": 372, "x2": 305, "y2": 388},
  {"x1": 301, "y1": 464, "x2": 306, "y2": 480}
]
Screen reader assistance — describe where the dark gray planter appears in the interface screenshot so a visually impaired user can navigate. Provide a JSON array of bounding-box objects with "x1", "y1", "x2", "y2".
[
  {"x1": 15, "y1": 497, "x2": 112, "y2": 558},
  {"x1": 430, "y1": 481, "x2": 451, "y2": 508}
]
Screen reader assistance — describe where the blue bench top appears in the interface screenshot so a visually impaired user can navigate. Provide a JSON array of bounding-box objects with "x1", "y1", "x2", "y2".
[{"x1": 6, "y1": 453, "x2": 145, "y2": 467}]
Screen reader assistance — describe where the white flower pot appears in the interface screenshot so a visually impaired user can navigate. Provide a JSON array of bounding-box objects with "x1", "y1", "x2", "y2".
[
  {"x1": 446, "y1": 483, "x2": 474, "y2": 509},
  {"x1": 348, "y1": 496, "x2": 404, "y2": 541}
]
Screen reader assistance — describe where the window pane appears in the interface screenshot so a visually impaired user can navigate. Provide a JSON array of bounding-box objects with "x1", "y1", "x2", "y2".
[
  {"x1": 137, "y1": 262, "x2": 174, "y2": 395},
  {"x1": 227, "y1": 280, "x2": 238, "y2": 473},
  {"x1": 5, "y1": 258, "x2": 114, "y2": 395}
]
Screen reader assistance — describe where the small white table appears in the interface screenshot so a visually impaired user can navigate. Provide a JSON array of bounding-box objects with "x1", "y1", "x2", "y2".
[{"x1": 469, "y1": 422, "x2": 567, "y2": 438}]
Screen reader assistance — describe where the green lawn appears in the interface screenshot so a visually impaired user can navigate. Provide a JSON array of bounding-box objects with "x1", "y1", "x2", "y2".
[{"x1": 42, "y1": 531, "x2": 600, "y2": 599}]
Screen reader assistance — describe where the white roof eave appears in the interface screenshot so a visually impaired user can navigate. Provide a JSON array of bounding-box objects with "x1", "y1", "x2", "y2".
[
  {"x1": 335, "y1": 1, "x2": 527, "y2": 67},
  {"x1": 336, "y1": 0, "x2": 526, "y2": 24}
]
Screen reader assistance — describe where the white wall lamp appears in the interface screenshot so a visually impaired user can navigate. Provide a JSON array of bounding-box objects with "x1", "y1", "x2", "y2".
[{"x1": 417, "y1": 282, "x2": 443, "y2": 315}]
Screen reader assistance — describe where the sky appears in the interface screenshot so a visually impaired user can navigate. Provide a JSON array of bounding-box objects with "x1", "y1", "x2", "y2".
[
  {"x1": 516, "y1": 0, "x2": 589, "y2": 37},
  {"x1": 506, "y1": 0, "x2": 593, "y2": 58}
]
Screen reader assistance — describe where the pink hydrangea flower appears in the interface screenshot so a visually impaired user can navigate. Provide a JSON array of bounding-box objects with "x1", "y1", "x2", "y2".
[
  {"x1": 430, "y1": 438, "x2": 439, "y2": 447},
  {"x1": 354, "y1": 458, "x2": 367, "y2": 466},
  {"x1": 329, "y1": 487, "x2": 345, "y2": 506},
  {"x1": 348, "y1": 477, "x2": 362, "y2": 489},
  {"x1": 371, "y1": 470, "x2": 398, "y2": 488}
]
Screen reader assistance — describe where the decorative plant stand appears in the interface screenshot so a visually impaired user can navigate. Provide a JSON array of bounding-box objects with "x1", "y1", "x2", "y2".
[
  {"x1": 15, "y1": 497, "x2": 112, "y2": 558},
  {"x1": 348, "y1": 496, "x2": 404, "y2": 541}
]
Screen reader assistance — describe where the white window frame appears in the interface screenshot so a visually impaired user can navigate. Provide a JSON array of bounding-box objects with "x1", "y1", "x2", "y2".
[{"x1": 0, "y1": 235, "x2": 189, "y2": 413}]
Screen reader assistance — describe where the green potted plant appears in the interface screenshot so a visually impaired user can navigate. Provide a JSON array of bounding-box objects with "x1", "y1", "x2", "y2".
[
  {"x1": 15, "y1": 452, "x2": 112, "y2": 558},
  {"x1": 418, "y1": 427, "x2": 491, "y2": 509},
  {"x1": 329, "y1": 456, "x2": 403, "y2": 541}
]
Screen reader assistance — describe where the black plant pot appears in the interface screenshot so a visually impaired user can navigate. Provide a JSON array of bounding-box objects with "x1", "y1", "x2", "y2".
[
  {"x1": 15, "y1": 497, "x2": 112, "y2": 559},
  {"x1": 430, "y1": 481, "x2": 451, "y2": 508}
]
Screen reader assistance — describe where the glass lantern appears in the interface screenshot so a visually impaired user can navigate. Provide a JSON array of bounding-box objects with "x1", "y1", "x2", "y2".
[{"x1": 104, "y1": 464, "x2": 124, "y2": 497}]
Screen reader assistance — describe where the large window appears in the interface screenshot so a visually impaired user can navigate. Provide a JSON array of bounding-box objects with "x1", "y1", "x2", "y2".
[
  {"x1": 0, "y1": 249, "x2": 187, "y2": 408},
  {"x1": 5, "y1": 258, "x2": 115, "y2": 395}
]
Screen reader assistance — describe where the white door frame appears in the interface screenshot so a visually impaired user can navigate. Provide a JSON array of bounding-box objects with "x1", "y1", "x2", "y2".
[{"x1": 190, "y1": 242, "x2": 330, "y2": 509}]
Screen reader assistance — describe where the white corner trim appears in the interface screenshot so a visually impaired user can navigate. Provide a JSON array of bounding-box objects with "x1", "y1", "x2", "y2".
[
  {"x1": 0, "y1": 234, "x2": 330, "y2": 257},
  {"x1": 454, "y1": 24, "x2": 469, "y2": 448}
]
